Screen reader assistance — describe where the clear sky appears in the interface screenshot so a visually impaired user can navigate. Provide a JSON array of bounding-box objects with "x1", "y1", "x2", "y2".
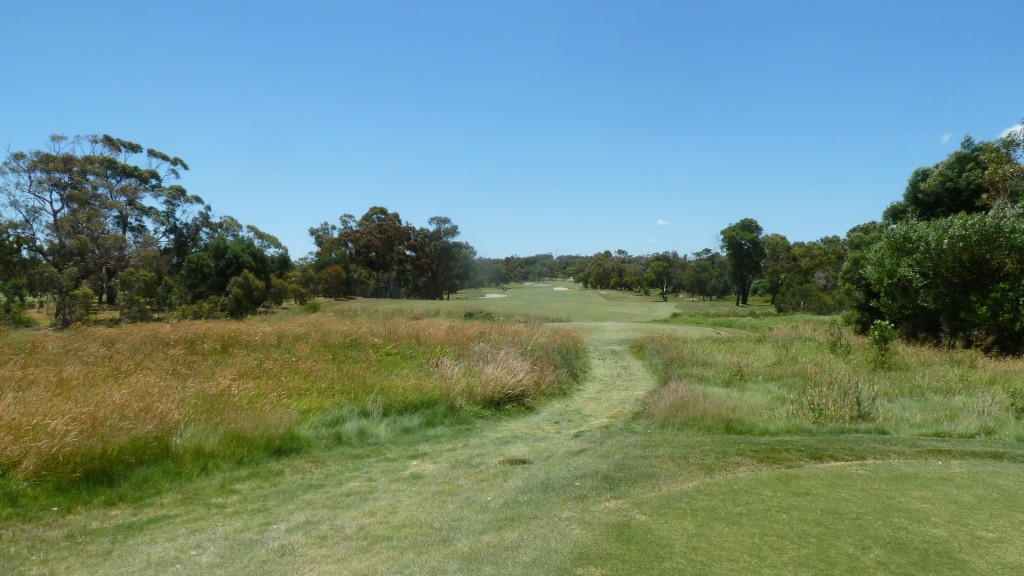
[{"x1": 3, "y1": 1, "x2": 1022, "y2": 259}]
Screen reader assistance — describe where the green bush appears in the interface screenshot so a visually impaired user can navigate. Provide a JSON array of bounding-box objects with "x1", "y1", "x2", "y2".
[
  {"x1": 174, "y1": 296, "x2": 228, "y2": 320},
  {"x1": 862, "y1": 205, "x2": 1024, "y2": 354},
  {"x1": 223, "y1": 270, "x2": 267, "y2": 318},
  {"x1": 55, "y1": 286, "x2": 94, "y2": 327},
  {"x1": 117, "y1": 268, "x2": 159, "y2": 323},
  {"x1": 1, "y1": 299, "x2": 33, "y2": 327}
]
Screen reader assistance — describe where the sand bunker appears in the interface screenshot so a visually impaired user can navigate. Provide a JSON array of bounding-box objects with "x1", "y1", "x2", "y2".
[
  {"x1": 553, "y1": 287, "x2": 570, "y2": 291},
  {"x1": 480, "y1": 293, "x2": 508, "y2": 298}
]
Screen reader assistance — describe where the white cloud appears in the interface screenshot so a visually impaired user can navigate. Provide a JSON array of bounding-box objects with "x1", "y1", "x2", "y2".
[
  {"x1": 1000, "y1": 123, "x2": 1024, "y2": 138},
  {"x1": 939, "y1": 133, "x2": 952, "y2": 144},
  {"x1": 649, "y1": 238, "x2": 657, "y2": 243},
  {"x1": 656, "y1": 219, "x2": 668, "y2": 226}
]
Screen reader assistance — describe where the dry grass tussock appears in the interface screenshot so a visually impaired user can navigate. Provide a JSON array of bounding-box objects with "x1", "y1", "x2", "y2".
[
  {"x1": 643, "y1": 381, "x2": 743, "y2": 432},
  {"x1": 0, "y1": 316, "x2": 584, "y2": 482}
]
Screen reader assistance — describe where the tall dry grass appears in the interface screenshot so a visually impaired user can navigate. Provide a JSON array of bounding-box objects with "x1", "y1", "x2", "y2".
[{"x1": 0, "y1": 316, "x2": 584, "y2": 483}]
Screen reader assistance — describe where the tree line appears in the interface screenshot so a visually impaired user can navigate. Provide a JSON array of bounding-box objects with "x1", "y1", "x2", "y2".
[
  {"x1": 0, "y1": 135, "x2": 479, "y2": 325},
  {"x1": 3, "y1": 125, "x2": 1024, "y2": 353}
]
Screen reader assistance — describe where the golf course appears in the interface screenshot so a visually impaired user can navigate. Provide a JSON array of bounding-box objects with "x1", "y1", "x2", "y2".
[{"x1": 3, "y1": 282, "x2": 1024, "y2": 575}]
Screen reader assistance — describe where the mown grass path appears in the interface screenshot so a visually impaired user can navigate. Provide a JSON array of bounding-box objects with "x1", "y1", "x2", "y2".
[{"x1": 2, "y1": 319, "x2": 709, "y2": 575}]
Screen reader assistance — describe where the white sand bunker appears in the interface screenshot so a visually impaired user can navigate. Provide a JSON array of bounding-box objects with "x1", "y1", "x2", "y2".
[
  {"x1": 553, "y1": 287, "x2": 570, "y2": 291},
  {"x1": 480, "y1": 293, "x2": 508, "y2": 298}
]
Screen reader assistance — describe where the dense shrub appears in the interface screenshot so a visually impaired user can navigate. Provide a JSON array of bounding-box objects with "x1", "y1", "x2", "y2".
[
  {"x1": 223, "y1": 270, "x2": 267, "y2": 318},
  {"x1": 861, "y1": 204, "x2": 1024, "y2": 354}
]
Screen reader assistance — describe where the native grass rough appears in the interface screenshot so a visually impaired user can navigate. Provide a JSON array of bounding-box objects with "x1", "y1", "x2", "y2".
[
  {"x1": 0, "y1": 315, "x2": 584, "y2": 482},
  {"x1": 637, "y1": 321, "x2": 1024, "y2": 439}
]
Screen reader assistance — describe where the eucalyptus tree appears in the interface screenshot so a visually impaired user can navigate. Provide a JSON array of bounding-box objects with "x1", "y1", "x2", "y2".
[
  {"x1": 760, "y1": 233, "x2": 792, "y2": 306},
  {"x1": 347, "y1": 207, "x2": 414, "y2": 298},
  {"x1": 720, "y1": 218, "x2": 765, "y2": 305},
  {"x1": 0, "y1": 135, "x2": 196, "y2": 325},
  {"x1": 410, "y1": 216, "x2": 476, "y2": 300},
  {"x1": 644, "y1": 257, "x2": 672, "y2": 300}
]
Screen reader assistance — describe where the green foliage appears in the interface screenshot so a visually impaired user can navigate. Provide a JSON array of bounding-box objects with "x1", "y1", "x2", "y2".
[
  {"x1": 1, "y1": 299, "x2": 32, "y2": 327},
  {"x1": 174, "y1": 296, "x2": 228, "y2": 320},
  {"x1": 1, "y1": 135, "x2": 297, "y2": 326},
  {"x1": 1, "y1": 135, "x2": 200, "y2": 324},
  {"x1": 855, "y1": 127, "x2": 1024, "y2": 354},
  {"x1": 267, "y1": 277, "x2": 289, "y2": 307},
  {"x1": 772, "y1": 236, "x2": 851, "y2": 315},
  {"x1": 884, "y1": 136, "x2": 1003, "y2": 222},
  {"x1": 720, "y1": 218, "x2": 765, "y2": 305},
  {"x1": 117, "y1": 268, "x2": 159, "y2": 322},
  {"x1": 54, "y1": 286, "x2": 94, "y2": 326},
  {"x1": 318, "y1": 264, "x2": 349, "y2": 298},
  {"x1": 863, "y1": 207, "x2": 1024, "y2": 353},
  {"x1": 680, "y1": 248, "x2": 732, "y2": 301},
  {"x1": 868, "y1": 320, "x2": 896, "y2": 356},
  {"x1": 179, "y1": 235, "x2": 274, "y2": 302},
  {"x1": 223, "y1": 270, "x2": 267, "y2": 318},
  {"x1": 0, "y1": 277, "x2": 32, "y2": 327},
  {"x1": 840, "y1": 221, "x2": 887, "y2": 334}
]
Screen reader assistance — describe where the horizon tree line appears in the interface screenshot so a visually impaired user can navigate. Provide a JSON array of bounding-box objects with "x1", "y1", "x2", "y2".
[{"x1": 3, "y1": 125, "x2": 1024, "y2": 353}]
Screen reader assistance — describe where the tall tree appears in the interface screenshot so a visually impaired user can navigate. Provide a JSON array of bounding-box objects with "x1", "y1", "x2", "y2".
[
  {"x1": 720, "y1": 218, "x2": 765, "y2": 306},
  {"x1": 0, "y1": 135, "x2": 194, "y2": 325},
  {"x1": 348, "y1": 207, "x2": 413, "y2": 298},
  {"x1": 760, "y1": 233, "x2": 792, "y2": 306},
  {"x1": 644, "y1": 257, "x2": 672, "y2": 301},
  {"x1": 410, "y1": 216, "x2": 475, "y2": 300}
]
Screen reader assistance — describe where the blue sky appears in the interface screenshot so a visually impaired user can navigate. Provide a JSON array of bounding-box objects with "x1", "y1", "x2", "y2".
[{"x1": 3, "y1": 1, "x2": 1022, "y2": 258}]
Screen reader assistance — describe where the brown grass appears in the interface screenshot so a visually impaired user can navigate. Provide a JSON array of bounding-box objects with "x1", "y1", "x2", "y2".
[
  {"x1": 643, "y1": 380, "x2": 742, "y2": 431},
  {"x1": 0, "y1": 316, "x2": 584, "y2": 481}
]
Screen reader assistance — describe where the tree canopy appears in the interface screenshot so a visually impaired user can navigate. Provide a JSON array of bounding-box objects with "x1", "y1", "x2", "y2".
[{"x1": 720, "y1": 218, "x2": 765, "y2": 306}]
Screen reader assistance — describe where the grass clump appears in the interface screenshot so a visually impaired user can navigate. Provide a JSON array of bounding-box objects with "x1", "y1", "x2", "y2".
[
  {"x1": 802, "y1": 369, "x2": 877, "y2": 425},
  {"x1": 643, "y1": 381, "x2": 751, "y2": 433},
  {"x1": 0, "y1": 314, "x2": 585, "y2": 487}
]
